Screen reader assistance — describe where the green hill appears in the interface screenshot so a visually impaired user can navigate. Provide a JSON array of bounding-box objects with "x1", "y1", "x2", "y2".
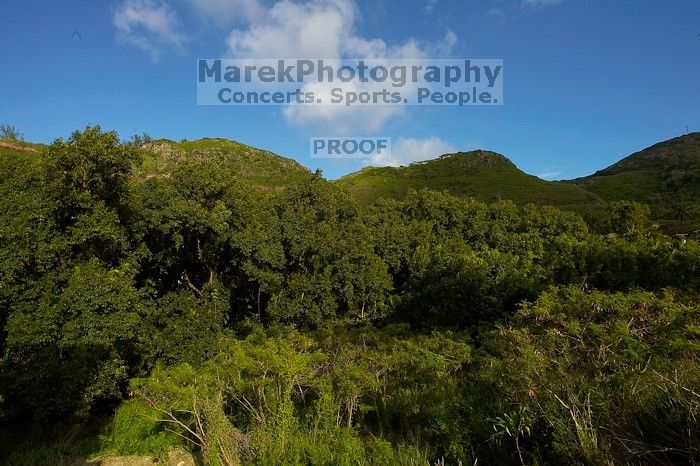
[
  {"x1": 336, "y1": 134, "x2": 700, "y2": 232},
  {"x1": 4, "y1": 132, "x2": 699, "y2": 231},
  {"x1": 0, "y1": 140, "x2": 44, "y2": 182},
  {"x1": 336, "y1": 149, "x2": 602, "y2": 212},
  {"x1": 570, "y1": 132, "x2": 700, "y2": 232},
  {"x1": 0, "y1": 137, "x2": 312, "y2": 192},
  {"x1": 0, "y1": 139, "x2": 44, "y2": 156},
  {"x1": 137, "y1": 138, "x2": 311, "y2": 190}
]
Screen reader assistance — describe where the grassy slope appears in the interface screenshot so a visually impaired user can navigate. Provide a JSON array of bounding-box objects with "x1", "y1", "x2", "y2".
[
  {"x1": 570, "y1": 132, "x2": 700, "y2": 231},
  {"x1": 4, "y1": 132, "x2": 698, "y2": 231},
  {"x1": 0, "y1": 141, "x2": 44, "y2": 181},
  {"x1": 336, "y1": 150, "x2": 602, "y2": 212},
  {"x1": 336, "y1": 135, "x2": 700, "y2": 232},
  {"x1": 0, "y1": 139, "x2": 44, "y2": 154},
  {"x1": 0, "y1": 137, "x2": 312, "y2": 193},
  {"x1": 137, "y1": 138, "x2": 311, "y2": 190}
]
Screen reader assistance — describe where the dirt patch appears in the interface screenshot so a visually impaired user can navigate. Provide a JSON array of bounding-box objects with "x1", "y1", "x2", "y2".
[
  {"x1": 81, "y1": 448, "x2": 195, "y2": 466},
  {"x1": 0, "y1": 140, "x2": 39, "y2": 152},
  {"x1": 91, "y1": 456, "x2": 157, "y2": 466},
  {"x1": 143, "y1": 143, "x2": 186, "y2": 164}
]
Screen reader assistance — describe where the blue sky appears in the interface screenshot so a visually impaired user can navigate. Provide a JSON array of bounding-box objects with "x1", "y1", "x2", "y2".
[{"x1": 0, "y1": 0, "x2": 698, "y2": 180}]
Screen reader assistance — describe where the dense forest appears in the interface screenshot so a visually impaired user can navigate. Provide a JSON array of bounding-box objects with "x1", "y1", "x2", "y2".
[{"x1": 0, "y1": 127, "x2": 699, "y2": 465}]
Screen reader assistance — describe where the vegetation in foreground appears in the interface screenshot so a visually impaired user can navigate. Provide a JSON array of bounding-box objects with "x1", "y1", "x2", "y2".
[{"x1": 0, "y1": 127, "x2": 698, "y2": 465}]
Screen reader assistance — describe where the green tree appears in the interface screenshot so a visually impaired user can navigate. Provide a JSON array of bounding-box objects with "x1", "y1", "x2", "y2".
[
  {"x1": 607, "y1": 201, "x2": 651, "y2": 235},
  {"x1": 245, "y1": 176, "x2": 392, "y2": 326},
  {"x1": 1, "y1": 260, "x2": 148, "y2": 420},
  {"x1": 44, "y1": 126, "x2": 139, "y2": 231},
  {"x1": 0, "y1": 124, "x2": 23, "y2": 141}
]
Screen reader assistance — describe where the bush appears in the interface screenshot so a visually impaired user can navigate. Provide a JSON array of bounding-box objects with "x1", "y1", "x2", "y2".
[
  {"x1": 102, "y1": 399, "x2": 182, "y2": 457},
  {"x1": 471, "y1": 286, "x2": 700, "y2": 464},
  {"x1": 0, "y1": 124, "x2": 22, "y2": 141}
]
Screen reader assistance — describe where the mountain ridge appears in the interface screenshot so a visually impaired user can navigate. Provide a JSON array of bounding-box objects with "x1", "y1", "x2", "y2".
[
  {"x1": 336, "y1": 147, "x2": 603, "y2": 212},
  {"x1": 2, "y1": 132, "x2": 698, "y2": 230},
  {"x1": 336, "y1": 132, "x2": 700, "y2": 231}
]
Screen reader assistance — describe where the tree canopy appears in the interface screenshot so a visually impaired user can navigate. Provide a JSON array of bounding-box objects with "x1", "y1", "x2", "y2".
[{"x1": 1, "y1": 127, "x2": 698, "y2": 465}]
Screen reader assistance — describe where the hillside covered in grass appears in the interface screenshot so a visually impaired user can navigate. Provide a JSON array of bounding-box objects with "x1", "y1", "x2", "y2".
[
  {"x1": 336, "y1": 134, "x2": 700, "y2": 233},
  {"x1": 0, "y1": 135, "x2": 312, "y2": 192},
  {"x1": 336, "y1": 150, "x2": 602, "y2": 210},
  {"x1": 137, "y1": 138, "x2": 311, "y2": 191},
  {"x1": 571, "y1": 132, "x2": 700, "y2": 232}
]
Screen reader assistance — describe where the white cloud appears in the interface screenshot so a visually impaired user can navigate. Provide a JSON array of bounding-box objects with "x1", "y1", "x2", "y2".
[
  {"x1": 485, "y1": 7, "x2": 504, "y2": 17},
  {"x1": 113, "y1": 0, "x2": 185, "y2": 59},
  {"x1": 537, "y1": 166, "x2": 562, "y2": 180},
  {"x1": 282, "y1": 80, "x2": 406, "y2": 134},
  {"x1": 111, "y1": 0, "x2": 458, "y2": 131},
  {"x1": 190, "y1": 0, "x2": 264, "y2": 25},
  {"x1": 223, "y1": 0, "x2": 458, "y2": 133},
  {"x1": 225, "y1": 0, "x2": 456, "y2": 60},
  {"x1": 485, "y1": 0, "x2": 562, "y2": 21},
  {"x1": 367, "y1": 136, "x2": 457, "y2": 167},
  {"x1": 523, "y1": 0, "x2": 562, "y2": 8},
  {"x1": 226, "y1": 0, "x2": 356, "y2": 59}
]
